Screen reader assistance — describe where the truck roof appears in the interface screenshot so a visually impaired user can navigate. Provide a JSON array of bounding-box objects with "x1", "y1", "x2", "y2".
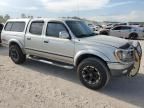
[
  {"x1": 6, "y1": 18, "x2": 81, "y2": 23},
  {"x1": 7, "y1": 18, "x2": 31, "y2": 22}
]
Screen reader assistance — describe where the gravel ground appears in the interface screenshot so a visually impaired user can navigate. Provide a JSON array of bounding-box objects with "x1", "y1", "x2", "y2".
[{"x1": 0, "y1": 41, "x2": 144, "y2": 108}]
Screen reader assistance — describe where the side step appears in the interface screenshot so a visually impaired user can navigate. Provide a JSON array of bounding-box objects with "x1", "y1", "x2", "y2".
[{"x1": 27, "y1": 56, "x2": 74, "y2": 69}]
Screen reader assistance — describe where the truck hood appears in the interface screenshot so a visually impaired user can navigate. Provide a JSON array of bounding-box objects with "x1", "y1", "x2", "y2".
[{"x1": 79, "y1": 35, "x2": 131, "y2": 48}]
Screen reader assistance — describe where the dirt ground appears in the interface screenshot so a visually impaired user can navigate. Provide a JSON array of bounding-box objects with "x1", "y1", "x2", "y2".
[{"x1": 0, "y1": 41, "x2": 144, "y2": 108}]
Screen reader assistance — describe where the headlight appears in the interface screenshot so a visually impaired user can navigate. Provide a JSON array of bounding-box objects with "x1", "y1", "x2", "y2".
[{"x1": 115, "y1": 49, "x2": 134, "y2": 63}]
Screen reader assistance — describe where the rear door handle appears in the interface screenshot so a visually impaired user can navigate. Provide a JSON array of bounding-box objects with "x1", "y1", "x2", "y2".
[{"x1": 27, "y1": 37, "x2": 31, "y2": 40}]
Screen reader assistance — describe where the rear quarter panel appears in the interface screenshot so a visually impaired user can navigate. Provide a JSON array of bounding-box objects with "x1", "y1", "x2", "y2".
[{"x1": 1, "y1": 19, "x2": 30, "y2": 48}]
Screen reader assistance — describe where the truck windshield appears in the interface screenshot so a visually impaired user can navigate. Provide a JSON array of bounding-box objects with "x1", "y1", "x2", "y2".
[{"x1": 66, "y1": 21, "x2": 96, "y2": 38}]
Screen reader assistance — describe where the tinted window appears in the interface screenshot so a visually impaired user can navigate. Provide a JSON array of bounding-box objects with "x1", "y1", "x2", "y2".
[
  {"x1": 46, "y1": 22, "x2": 68, "y2": 38},
  {"x1": 4, "y1": 22, "x2": 25, "y2": 32},
  {"x1": 66, "y1": 21, "x2": 95, "y2": 38},
  {"x1": 112, "y1": 26, "x2": 121, "y2": 30},
  {"x1": 29, "y1": 21, "x2": 44, "y2": 35},
  {"x1": 121, "y1": 26, "x2": 131, "y2": 30},
  {"x1": 5, "y1": 22, "x2": 13, "y2": 31},
  {"x1": 11, "y1": 22, "x2": 25, "y2": 32}
]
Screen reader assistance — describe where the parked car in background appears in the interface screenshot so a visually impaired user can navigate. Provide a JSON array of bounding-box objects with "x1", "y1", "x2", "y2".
[
  {"x1": 113, "y1": 23, "x2": 142, "y2": 28},
  {"x1": 100, "y1": 25, "x2": 144, "y2": 39},
  {"x1": 129, "y1": 23, "x2": 141, "y2": 28},
  {"x1": 0, "y1": 23, "x2": 4, "y2": 43},
  {"x1": 88, "y1": 23, "x2": 103, "y2": 31},
  {"x1": 102, "y1": 23, "x2": 114, "y2": 29}
]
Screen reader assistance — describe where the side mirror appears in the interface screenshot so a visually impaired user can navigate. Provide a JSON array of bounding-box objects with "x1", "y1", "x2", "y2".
[{"x1": 59, "y1": 31, "x2": 70, "y2": 39}]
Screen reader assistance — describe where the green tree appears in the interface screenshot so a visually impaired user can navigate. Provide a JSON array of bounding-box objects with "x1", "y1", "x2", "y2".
[
  {"x1": 4, "y1": 14, "x2": 10, "y2": 21},
  {"x1": 0, "y1": 15, "x2": 5, "y2": 23}
]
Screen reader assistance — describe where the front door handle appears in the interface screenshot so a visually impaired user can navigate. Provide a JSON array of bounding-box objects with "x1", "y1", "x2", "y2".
[
  {"x1": 27, "y1": 37, "x2": 31, "y2": 40},
  {"x1": 44, "y1": 40, "x2": 49, "y2": 43}
]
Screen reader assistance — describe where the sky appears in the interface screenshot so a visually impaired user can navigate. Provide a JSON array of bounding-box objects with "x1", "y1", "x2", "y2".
[{"x1": 0, "y1": 0, "x2": 144, "y2": 22}]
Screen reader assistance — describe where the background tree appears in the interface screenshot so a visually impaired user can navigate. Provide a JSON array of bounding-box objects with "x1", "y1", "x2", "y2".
[
  {"x1": 0, "y1": 15, "x2": 5, "y2": 23},
  {"x1": 28, "y1": 16, "x2": 33, "y2": 19},
  {"x1": 4, "y1": 14, "x2": 10, "y2": 21}
]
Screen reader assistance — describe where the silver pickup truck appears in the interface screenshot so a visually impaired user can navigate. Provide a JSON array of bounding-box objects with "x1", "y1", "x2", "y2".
[{"x1": 1, "y1": 18, "x2": 142, "y2": 90}]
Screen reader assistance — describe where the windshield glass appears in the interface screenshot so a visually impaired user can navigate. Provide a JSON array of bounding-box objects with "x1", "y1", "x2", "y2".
[{"x1": 65, "y1": 21, "x2": 96, "y2": 38}]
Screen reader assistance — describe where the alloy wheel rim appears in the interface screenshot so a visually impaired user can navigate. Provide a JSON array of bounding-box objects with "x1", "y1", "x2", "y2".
[
  {"x1": 10, "y1": 49, "x2": 19, "y2": 61},
  {"x1": 82, "y1": 66, "x2": 101, "y2": 85}
]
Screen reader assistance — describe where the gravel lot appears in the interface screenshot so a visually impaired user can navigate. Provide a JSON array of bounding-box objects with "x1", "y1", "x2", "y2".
[{"x1": 0, "y1": 41, "x2": 144, "y2": 108}]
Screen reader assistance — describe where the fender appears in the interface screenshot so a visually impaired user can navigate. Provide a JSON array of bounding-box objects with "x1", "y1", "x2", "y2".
[
  {"x1": 8, "y1": 39, "x2": 26, "y2": 54},
  {"x1": 74, "y1": 50, "x2": 111, "y2": 66}
]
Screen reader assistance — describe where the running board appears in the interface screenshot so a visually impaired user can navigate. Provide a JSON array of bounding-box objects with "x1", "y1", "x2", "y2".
[{"x1": 27, "y1": 56, "x2": 74, "y2": 69}]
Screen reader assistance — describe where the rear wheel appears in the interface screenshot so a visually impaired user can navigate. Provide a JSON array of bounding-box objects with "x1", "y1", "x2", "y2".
[
  {"x1": 77, "y1": 58, "x2": 110, "y2": 90},
  {"x1": 9, "y1": 45, "x2": 26, "y2": 64},
  {"x1": 100, "y1": 31, "x2": 109, "y2": 35}
]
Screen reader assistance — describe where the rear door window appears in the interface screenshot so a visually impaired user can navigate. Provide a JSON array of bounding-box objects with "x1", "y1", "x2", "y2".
[
  {"x1": 121, "y1": 26, "x2": 132, "y2": 30},
  {"x1": 112, "y1": 26, "x2": 121, "y2": 30},
  {"x1": 29, "y1": 21, "x2": 44, "y2": 35}
]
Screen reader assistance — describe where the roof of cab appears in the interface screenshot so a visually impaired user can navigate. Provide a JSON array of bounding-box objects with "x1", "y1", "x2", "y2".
[
  {"x1": 7, "y1": 18, "x2": 31, "y2": 22},
  {"x1": 6, "y1": 18, "x2": 81, "y2": 23}
]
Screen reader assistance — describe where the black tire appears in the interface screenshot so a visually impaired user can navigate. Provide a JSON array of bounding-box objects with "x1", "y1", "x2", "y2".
[
  {"x1": 129, "y1": 33, "x2": 138, "y2": 40},
  {"x1": 77, "y1": 58, "x2": 110, "y2": 90},
  {"x1": 99, "y1": 30, "x2": 109, "y2": 35},
  {"x1": 9, "y1": 45, "x2": 26, "y2": 64}
]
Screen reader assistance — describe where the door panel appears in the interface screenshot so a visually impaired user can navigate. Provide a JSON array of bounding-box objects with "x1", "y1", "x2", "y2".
[
  {"x1": 110, "y1": 30, "x2": 121, "y2": 37},
  {"x1": 25, "y1": 34, "x2": 43, "y2": 52},
  {"x1": 42, "y1": 37, "x2": 74, "y2": 64},
  {"x1": 110, "y1": 26, "x2": 122, "y2": 37},
  {"x1": 25, "y1": 21, "x2": 44, "y2": 55},
  {"x1": 120, "y1": 27, "x2": 132, "y2": 38},
  {"x1": 41, "y1": 22, "x2": 74, "y2": 64},
  {"x1": 121, "y1": 30, "x2": 130, "y2": 38}
]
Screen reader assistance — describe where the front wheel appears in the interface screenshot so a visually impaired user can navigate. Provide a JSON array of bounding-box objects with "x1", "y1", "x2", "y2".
[
  {"x1": 129, "y1": 33, "x2": 138, "y2": 40},
  {"x1": 77, "y1": 58, "x2": 110, "y2": 90},
  {"x1": 9, "y1": 45, "x2": 26, "y2": 64}
]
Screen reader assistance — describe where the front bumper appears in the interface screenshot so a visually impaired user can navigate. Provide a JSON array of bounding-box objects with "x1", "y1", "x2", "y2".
[
  {"x1": 108, "y1": 43, "x2": 142, "y2": 77},
  {"x1": 108, "y1": 62, "x2": 134, "y2": 77}
]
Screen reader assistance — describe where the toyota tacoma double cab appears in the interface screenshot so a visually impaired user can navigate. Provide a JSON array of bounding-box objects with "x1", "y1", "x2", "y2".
[{"x1": 1, "y1": 18, "x2": 142, "y2": 90}]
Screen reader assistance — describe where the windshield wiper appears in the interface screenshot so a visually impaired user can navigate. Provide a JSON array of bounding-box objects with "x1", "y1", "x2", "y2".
[
  {"x1": 77, "y1": 34, "x2": 89, "y2": 38},
  {"x1": 77, "y1": 33, "x2": 96, "y2": 38},
  {"x1": 88, "y1": 33, "x2": 97, "y2": 36}
]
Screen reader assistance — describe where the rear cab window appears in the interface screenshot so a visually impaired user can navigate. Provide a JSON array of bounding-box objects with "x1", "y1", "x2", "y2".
[
  {"x1": 4, "y1": 22, "x2": 13, "y2": 31},
  {"x1": 4, "y1": 22, "x2": 26, "y2": 32}
]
